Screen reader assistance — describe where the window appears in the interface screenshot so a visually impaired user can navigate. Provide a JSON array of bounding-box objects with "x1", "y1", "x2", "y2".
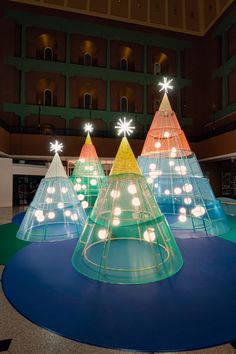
[
  {"x1": 44, "y1": 47, "x2": 53, "y2": 61},
  {"x1": 83, "y1": 93, "x2": 92, "y2": 109},
  {"x1": 120, "y1": 58, "x2": 128, "y2": 71},
  {"x1": 154, "y1": 62, "x2": 161, "y2": 75},
  {"x1": 120, "y1": 96, "x2": 128, "y2": 112},
  {"x1": 44, "y1": 89, "x2": 53, "y2": 106},
  {"x1": 84, "y1": 52, "x2": 92, "y2": 66}
]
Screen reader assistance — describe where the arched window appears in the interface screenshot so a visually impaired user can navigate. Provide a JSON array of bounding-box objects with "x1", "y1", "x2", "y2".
[
  {"x1": 43, "y1": 89, "x2": 53, "y2": 106},
  {"x1": 120, "y1": 58, "x2": 128, "y2": 71},
  {"x1": 84, "y1": 52, "x2": 92, "y2": 66},
  {"x1": 154, "y1": 62, "x2": 161, "y2": 75},
  {"x1": 83, "y1": 92, "x2": 92, "y2": 109},
  {"x1": 44, "y1": 47, "x2": 53, "y2": 61},
  {"x1": 120, "y1": 96, "x2": 128, "y2": 112}
]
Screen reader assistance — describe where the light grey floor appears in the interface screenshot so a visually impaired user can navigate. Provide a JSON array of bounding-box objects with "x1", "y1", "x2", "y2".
[{"x1": 0, "y1": 207, "x2": 235, "y2": 354}]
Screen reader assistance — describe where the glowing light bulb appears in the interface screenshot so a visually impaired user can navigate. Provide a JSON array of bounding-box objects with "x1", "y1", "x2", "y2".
[
  {"x1": 164, "y1": 189, "x2": 170, "y2": 195},
  {"x1": 179, "y1": 207, "x2": 186, "y2": 214},
  {"x1": 171, "y1": 147, "x2": 177, "y2": 152},
  {"x1": 183, "y1": 183, "x2": 193, "y2": 193},
  {"x1": 90, "y1": 179, "x2": 97, "y2": 186},
  {"x1": 48, "y1": 212, "x2": 55, "y2": 219},
  {"x1": 57, "y1": 202, "x2": 64, "y2": 209},
  {"x1": 74, "y1": 184, "x2": 81, "y2": 191},
  {"x1": 174, "y1": 187, "x2": 182, "y2": 195},
  {"x1": 146, "y1": 177, "x2": 153, "y2": 184},
  {"x1": 128, "y1": 184, "x2": 137, "y2": 194},
  {"x1": 191, "y1": 205, "x2": 205, "y2": 217},
  {"x1": 35, "y1": 209, "x2": 43, "y2": 217},
  {"x1": 76, "y1": 178, "x2": 81, "y2": 183},
  {"x1": 47, "y1": 186, "x2": 55, "y2": 194},
  {"x1": 81, "y1": 200, "x2": 89, "y2": 209},
  {"x1": 169, "y1": 161, "x2": 175, "y2": 166},
  {"x1": 78, "y1": 194, "x2": 85, "y2": 201},
  {"x1": 175, "y1": 165, "x2": 187, "y2": 175},
  {"x1": 155, "y1": 141, "x2": 161, "y2": 149},
  {"x1": 143, "y1": 228, "x2": 156, "y2": 242},
  {"x1": 64, "y1": 210, "x2": 71, "y2": 217},
  {"x1": 110, "y1": 190, "x2": 120, "y2": 199},
  {"x1": 112, "y1": 217, "x2": 120, "y2": 226},
  {"x1": 184, "y1": 197, "x2": 192, "y2": 205},
  {"x1": 179, "y1": 214, "x2": 187, "y2": 222},
  {"x1": 46, "y1": 198, "x2": 53, "y2": 204},
  {"x1": 154, "y1": 183, "x2": 158, "y2": 188},
  {"x1": 71, "y1": 213, "x2": 78, "y2": 221},
  {"x1": 149, "y1": 163, "x2": 156, "y2": 170},
  {"x1": 113, "y1": 207, "x2": 122, "y2": 216},
  {"x1": 164, "y1": 131, "x2": 170, "y2": 138},
  {"x1": 98, "y1": 229, "x2": 108, "y2": 240},
  {"x1": 170, "y1": 152, "x2": 177, "y2": 158},
  {"x1": 80, "y1": 158, "x2": 85, "y2": 163},
  {"x1": 132, "y1": 197, "x2": 140, "y2": 207},
  {"x1": 61, "y1": 187, "x2": 68, "y2": 194},
  {"x1": 82, "y1": 184, "x2": 86, "y2": 190},
  {"x1": 37, "y1": 214, "x2": 45, "y2": 222},
  {"x1": 93, "y1": 171, "x2": 98, "y2": 176}
]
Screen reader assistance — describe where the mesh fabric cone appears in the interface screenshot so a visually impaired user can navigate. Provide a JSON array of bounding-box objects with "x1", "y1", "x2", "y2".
[
  {"x1": 72, "y1": 137, "x2": 183, "y2": 284},
  {"x1": 138, "y1": 94, "x2": 229, "y2": 237},
  {"x1": 70, "y1": 133, "x2": 105, "y2": 211},
  {"x1": 17, "y1": 153, "x2": 86, "y2": 242}
]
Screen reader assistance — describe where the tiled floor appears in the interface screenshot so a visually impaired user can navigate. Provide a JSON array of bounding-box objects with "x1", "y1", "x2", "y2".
[{"x1": 0, "y1": 207, "x2": 235, "y2": 354}]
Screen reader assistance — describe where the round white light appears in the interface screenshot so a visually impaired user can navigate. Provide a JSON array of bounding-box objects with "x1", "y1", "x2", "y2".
[
  {"x1": 146, "y1": 177, "x2": 153, "y2": 184},
  {"x1": 164, "y1": 131, "x2": 170, "y2": 138},
  {"x1": 149, "y1": 163, "x2": 156, "y2": 170},
  {"x1": 74, "y1": 183, "x2": 81, "y2": 191},
  {"x1": 170, "y1": 152, "x2": 177, "y2": 158},
  {"x1": 89, "y1": 166, "x2": 94, "y2": 171},
  {"x1": 47, "y1": 186, "x2": 55, "y2": 194},
  {"x1": 64, "y1": 210, "x2": 71, "y2": 217},
  {"x1": 155, "y1": 141, "x2": 161, "y2": 149},
  {"x1": 37, "y1": 214, "x2": 45, "y2": 222},
  {"x1": 164, "y1": 189, "x2": 170, "y2": 195},
  {"x1": 169, "y1": 161, "x2": 175, "y2": 166},
  {"x1": 48, "y1": 212, "x2": 55, "y2": 219},
  {"x1": 174, "y1": 187, "x2": 182, "y2": 195},
  {"x1": 79, "y1": 158, "x2": 85, "y2": 163},
  {"x1": 61, "y1": 187, "x2": 68, "y2": 194},
  {"x1": 184, "y1": 197, "x2": 192, "y2": 205},
  {"x1": 154, "y1": 183, "x2": 158, "y2": 188},
  {"x1": 76, "y1": 178, "x2": 81, "y2": 183},
  {"x1": 112, "y1": 217, "x2": 120, "y2": 226},
  {"x1": 98, "y1": 229, "x2": 108, "y2": 240},
  {"x1": 78, "y1": 194, "x2": 85, "y2": 201},
  {"x1": 143, "y1": 228, "x2": 156, "y2": 242},
  {"x1": 128, "y1": 184, "x2": 137, "y2": 194},
  {"x1": 191, "y1": 206, "x2": 206, "y2": 217},
  {"x1": 90, "y1": 179, "x2": 97, "y2": 186},
  {"x1": 46, "y1": 198, "x2": 53, "y2": 204},
  {"x1": 179, "y1": 207, "x2": 186, "y2": 214},
  {"x1": 183, "y1": 183, "x2": 193, "y2": 193},
  {"x1": 81, "y1": 200, "x2": 89, "y2": 209},
  {"x1": 171, "y1": 147, "x2": 177, "y2": 152},
  {"x1": 93, "y1": 171, "x2": 98, "y2": 176},
  {"x1": 179, "y1": 214, "x2": 187, "y2": 222},
  {"x1": 175, "y1": 165, "x2": 187, "y2": 175},
  {"x1": 35, "y1": 209, "x2": 43, "y2": 217},
  {"x1": 82, "y1": 184, "x2": 86, "y2": 190},
  {"x1": 113, "y1": 207, "x2": 122, "y2": 216},
  {"x1": 71, "y1": 213, "x2": 78, "y2": 221},
  {"x1": 57, "y1": 202, "x2": 64, "y2": 209},
  {"x1": 85, "y1": 165, "x2": 89, "y2": 171},
  {"x1": 110, "y1": 190, "x2": 120, "y2": 199},
  {"x1": 132, "y1": 197, "x2": 140, "y2": 207}
]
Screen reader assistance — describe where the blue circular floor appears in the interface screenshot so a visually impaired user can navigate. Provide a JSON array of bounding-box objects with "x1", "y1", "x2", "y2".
[{"x1": 2, "y1": 234, "x2": 236, "y2": 352}]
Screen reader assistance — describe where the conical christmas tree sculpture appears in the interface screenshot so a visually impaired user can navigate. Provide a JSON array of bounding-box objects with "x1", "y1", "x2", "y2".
[
  {"x1": 138, "y1": 78, "x2": 229, "y2": 237},
  {"x1": 17, "y1": 140, "x2": 86, "y2": 242},
  {"x1": 70, "y1": 123, "x2": 105, "y2": 213},
  {"x1": 72, "y1": 118, "x2": 183, "y2": 284}
]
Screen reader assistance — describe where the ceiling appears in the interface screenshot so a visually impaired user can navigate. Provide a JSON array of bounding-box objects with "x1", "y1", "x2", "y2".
[{"x1": 9, "y1": 0, "x2": 234, "y2": 36}]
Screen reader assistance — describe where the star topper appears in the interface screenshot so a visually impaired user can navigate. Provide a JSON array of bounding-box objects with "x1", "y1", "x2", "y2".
[
  {"x1": 115, "y1": 117, "x2": 135, "y2": 137},
  {"x1": 84, "y1": 122, "x2": 94, "y2": 134},
  {"x1": 158, "y1": 77, "x2": 173, "y2": 93},
  {"x1": 50, "y1": 140, "x2": 63, "y2": 154}
]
